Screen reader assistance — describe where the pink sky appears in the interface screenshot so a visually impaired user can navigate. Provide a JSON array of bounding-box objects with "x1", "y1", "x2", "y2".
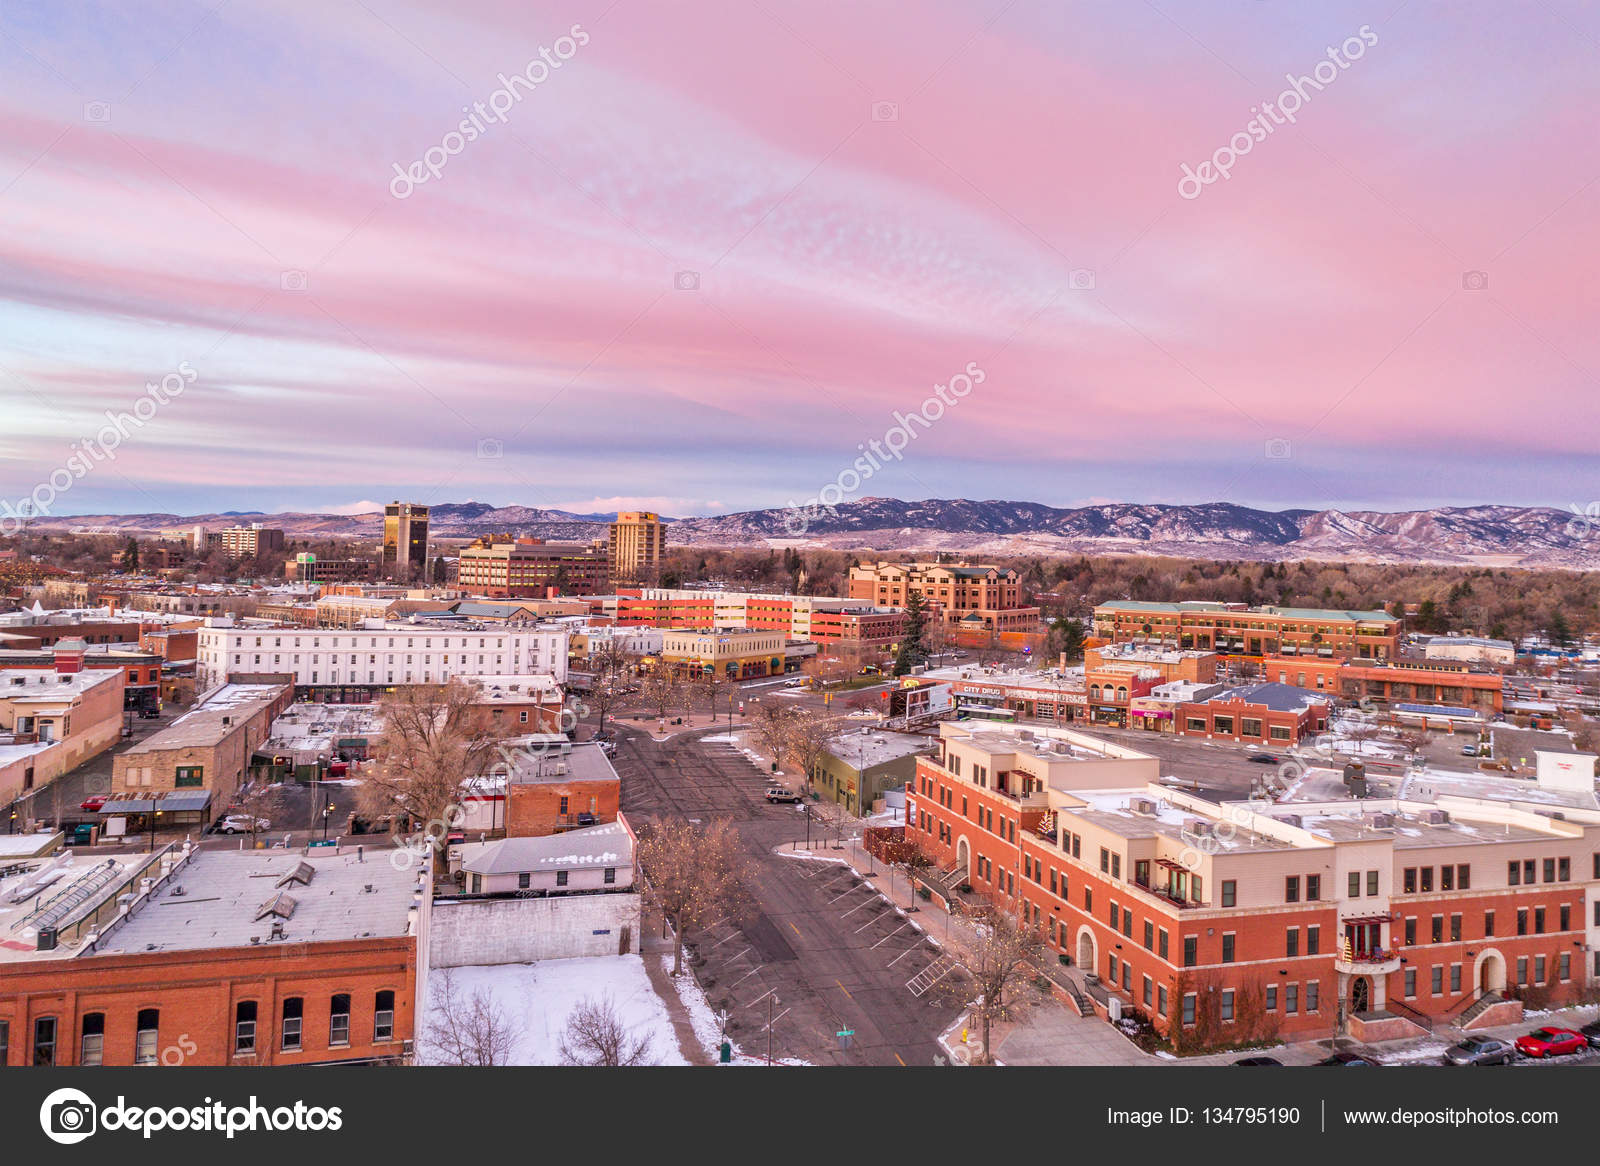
[{"x1": 1, "y1": 0, "x2": 1597, "y2": 519}]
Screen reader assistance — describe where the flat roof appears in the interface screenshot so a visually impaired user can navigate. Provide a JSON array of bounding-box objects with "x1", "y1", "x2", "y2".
[
  {"x1": 91, "y1": 849, "x2": 417, "y2": 956},
  {"x1": 824, "y1": 729, "x2": 934, "y2": 770},
  {"x1": 121, "y1": 684, "x2": 286, "y2": 753},
  {"x1": 459, "y1": 821, "x2": 632, "y2": 875}
]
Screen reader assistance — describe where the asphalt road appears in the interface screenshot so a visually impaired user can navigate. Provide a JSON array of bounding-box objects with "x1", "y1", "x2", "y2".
[{"x1": 614, "y1": 725, "x2": 964, "y2": 1066}]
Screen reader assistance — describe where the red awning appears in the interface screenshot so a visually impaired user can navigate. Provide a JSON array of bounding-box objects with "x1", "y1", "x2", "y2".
[
  {"x1": 1341, "y1": 914, "x2": 1392, "y2": 926},
  {"x1": 1154, "y1": 857, "x2": 1186, "y2": 871}
]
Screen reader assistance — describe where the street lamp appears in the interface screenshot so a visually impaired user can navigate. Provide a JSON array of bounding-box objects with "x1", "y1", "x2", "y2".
[
  {"x1": 322, "y1": 802, "x2": 332, "y2": 840},
  {"x1": 148, "y1": 809, "x2": 161, "y2": 853}
]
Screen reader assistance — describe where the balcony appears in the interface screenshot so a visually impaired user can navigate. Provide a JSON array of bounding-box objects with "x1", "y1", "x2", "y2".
[{"x1": 1334, "y1": 949, "x2": 1401, "y2": 975}]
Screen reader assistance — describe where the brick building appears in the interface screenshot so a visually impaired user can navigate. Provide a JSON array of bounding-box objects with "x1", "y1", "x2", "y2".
[
  {"x1": 1261, "y1": 655, "x2": 1504, "y2": 715},
  {"x1": 1177, "y1": 682, "x2": 1332, "y2": 748},
  {"x1": 0, "y1": 846, "x2": 420, "y2": 1066},
  {"x1": 456, "y1": 535, "x2": 610, "y2": 596},
  {"x1": 848, "y1": 562, "x2": 1041, "y2": 639},
  {"x1": 476, "y1": 737, "x2": 622, "y2": 837},
  {"x1": 1093, "y1": 601, "x2": 1401, "y2": 661},
  {"x1": 905, "y1": 721, "x2": 1600, "y2": 1049}
]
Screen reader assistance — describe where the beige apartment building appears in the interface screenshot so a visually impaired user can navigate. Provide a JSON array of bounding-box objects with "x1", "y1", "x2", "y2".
[{"x1": 607, "y1": 511, "x2": 665, "y2": 583}]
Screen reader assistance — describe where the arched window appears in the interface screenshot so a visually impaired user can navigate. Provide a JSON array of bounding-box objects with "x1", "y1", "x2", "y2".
[
  {"x1": 373, "y1": 991, "x2": 395, "y2": 1042},
  {"x1": 329, "y1": 995, "x2": 351, "y2": 1047},
  {"x1": 234, "y1": 1002, "x2": 257, "y2": 1055}
]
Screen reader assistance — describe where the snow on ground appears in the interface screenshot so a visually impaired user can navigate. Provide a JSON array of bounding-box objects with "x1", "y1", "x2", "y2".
[
  {"x1": 657, "y1": 953, "x2": 811, "y2": 1066},
  {"x1": 700, "y1": 733, "x2": 740, "y2": 743},
  {"x1": 419, "y1": 956, "x2": 688, "y2": 1066},
  {"x1": 1375, "y1": 1041, "x2": 1451, "y2": 1065}
]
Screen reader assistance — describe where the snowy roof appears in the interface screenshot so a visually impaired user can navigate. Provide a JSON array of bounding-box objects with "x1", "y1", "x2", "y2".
[{"x1": 458, "y1": 821, "x2": 633, "y2": 875}]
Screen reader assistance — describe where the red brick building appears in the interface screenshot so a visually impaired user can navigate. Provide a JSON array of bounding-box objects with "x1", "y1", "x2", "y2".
[
  {"x1": 848, "y1": 562, "x2": 1041, "y2": 640},
  {"x1": 498, "y1": 739, "x2": 622, "y2": 836},
  {"x1": 1093, "y1": 601, "x2": 1401, "y2": 661},
  {"x1": 0, "y1": 847, "x2": 419, "y2": 1066},
  {"x1": 906, "y1": 722, "x2": 1600, "y2": 1049},
  {"x1": 1177, "y1": 682, "x2": 1332, "y2": 747}
]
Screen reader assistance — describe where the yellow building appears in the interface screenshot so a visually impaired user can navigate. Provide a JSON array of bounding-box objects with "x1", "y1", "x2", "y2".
[
  {"x1": 660, "y1": 629, "x2": 784, "y2": 680},
  {"x1": 608, "y1": 511, "x2": 665, "y2": 583}
]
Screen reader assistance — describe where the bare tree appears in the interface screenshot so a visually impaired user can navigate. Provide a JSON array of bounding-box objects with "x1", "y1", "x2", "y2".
[
  {"x1": 234, "y1": 779, "x2": 285, "y2": 849},
  {"x1": 362, "y1": 681, "x2": 507, "y2": 850},
  {"x1": 636, "y1": 816, "x2": 752, "y2": 975},
  {"x1": 958, "y1": 905, "x2": 1044, "y2": 1064},
  {"x1": 639, "y1": 663, "x2": 682, "y2": 728},
  {"x1": 423, "y1": 969, "x2": 515, "y2": 1066},
  {"x1": 752, "y1": 702, "x2": 798, "y2": 773},
  {"x1": 557, "y1": 994, "x2": 657, "y2": 1066},
  {"x1": 783, "y1": 709, "x2": 844, "y2": 794}
]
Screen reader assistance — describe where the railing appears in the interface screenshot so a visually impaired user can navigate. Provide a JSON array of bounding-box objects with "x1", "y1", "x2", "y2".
[
  {"x1": 1448, "y1": 985, "x2": 1498, "y2": 1021},
  {"x1": 1386, "y1": 997, "x2": 1434, "y2": 1033}
]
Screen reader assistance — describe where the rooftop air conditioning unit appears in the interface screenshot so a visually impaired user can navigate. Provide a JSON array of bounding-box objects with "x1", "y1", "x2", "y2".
[
  {"x1": 1275, "y1": 814, "x2": 1303, "y2": 828},
  {"x1": 1367, "y1": 812, "x2": 1395, "y2": 828},
  {"x1": 1130, "y1": 798, "x2": 1156, "y2": 815},
  {"x1": 1424, "y1": 809, "x2": 1449, "y2": 825},
  {"x1": 1184, "y1": 817, "x2": 1212, "y2": 837}
]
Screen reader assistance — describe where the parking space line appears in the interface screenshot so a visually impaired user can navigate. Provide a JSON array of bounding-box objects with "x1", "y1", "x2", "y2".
[
  {"x1": 885, "y1": 944, "x2": 920, "y2": 967},
  {"x1": 828, "y1": 884, "x2": 862, "y2": 904},
  {"x1": 710, "y1": 930, "x2": 743, "y2": 949},
  {"x1": 841, "y1": 897, "x2": 876, "y2": 919},
  {"x1": 743, "y1": 988, "x2": 776, "y2": 1010},
  {"x1": 853, "y1": 911, "x2": 886, "y2": 934},
  {"x1": 728, "y1": 966, "x2": 763, "y2": 990},
  {"x1": 871, "y1": 921, "x2": 912, "y2": 948},
  {"x1": 762, "y1": 1007, "x2": 791, "y2": 1031}
]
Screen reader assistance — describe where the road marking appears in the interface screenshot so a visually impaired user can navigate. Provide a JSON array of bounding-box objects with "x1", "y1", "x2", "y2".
[
  {"x1": 841, "y1": 897, "x2": 877, "y2": 919},
  {"x1": 853, "y1": 911, "x2": 887, "y2": 934},
  {"x1": 827, "y1": 884, "x2": 861, "y2": 904},
  {"x1": 885, "y1": 944, "x2": 920, "y2": 967},
  {"x1": 789, "y1": 921, "x2": 802, "y2": 937},
  {"x1": 710, "y1": 930, "x2": 743, "y2": 949},
  {"x1": 871, "y1": 921, "x2": 912, "y2": 948},
  {"x1": 763, "y1": 1007, "x2": 791, "y2": 1031},
  {"x1": 895, "y1": 1052, "x2": 906, "y2": 1066},
  {"x1": 836, "y1": 980, "x2": 853, "y2": 1000},
  {"x1": 724, "y1": 946, "x2": 754, "y2": 965},
  {"x1": 743, "y1": 988, "x2": 776, "y2": 1009},
  {"x1": 728, "y1": 966, "x2": 763, "y2": 990}
]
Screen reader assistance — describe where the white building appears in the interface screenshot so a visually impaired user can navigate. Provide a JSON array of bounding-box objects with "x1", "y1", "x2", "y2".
[{"x1": 196, "y1": 619, "x2": 569, "y2": 691}]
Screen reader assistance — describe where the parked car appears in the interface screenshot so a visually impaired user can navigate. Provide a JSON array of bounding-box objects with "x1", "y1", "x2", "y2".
[
  {"x1": 79, "y1": 794, "x2": 108, "y2": 813},
  {"x1": 1514, "y1": 1027, "x2": 1586, "y2": 1058},
  {"x1": 1442, "y1": 1036, "x2": 1515, "y2": 1066},
  {"x1": 216, "y1": 814, "x2": 270, "y2": 835},
  {"x1": 1246, "y1": 753, "x2": 1280, "y2": 764},
  {"x1": 1579, "y1": 1018, "x2": 1600, "y2": 1048},
  {"x1": 766, "y1": 787, "x2": 804, "y2": 804},
  {"x1": 1315, "y1": 1052, "x2": 1377, "y2": 1066},
  {"x1": 1232, "y1": 1056, "x2": 1284, "y2": 1066}
]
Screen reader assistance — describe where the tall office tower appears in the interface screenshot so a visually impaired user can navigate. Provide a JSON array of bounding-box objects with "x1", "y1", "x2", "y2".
[
  {"x1": 383, "y1": 502, "x2": 431, "y2": 582},
  {"x1": 608, "y1": 511, "x2": 665, "y2": 583}
]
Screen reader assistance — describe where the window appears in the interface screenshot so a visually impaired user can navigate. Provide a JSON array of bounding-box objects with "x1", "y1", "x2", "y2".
[
  {"x1": 1143, "y1": 977, "x2": 1153, "y2": 1006},
  {"x1": 134, "y1": 1009, "x2": 159, "y2": 1066},
  {"x1": 281, "y1": 998, "x2": 303, "y2": 1052},
  {"x1": 1558, "y1": 857, "x2": 1571, "y2": 882},
  {"x1": 1430, "y1": 916, "x2": 1443, "y2": 944},
  {"x1": 1517, "y1": 908, "x2": 1528, "y2": 936},
  {"x1": 1286, "y1": 928, "x2": 1299, "y2": 957},
  {"x1": 1109, "y1": 903, "x2": 1120, "y2": 930},
  {"x1": 556, "y1": 870, "x2": 569, "y2": 887},
  {"x1": 374, "y1": 991, "x2": 395, "y2": 1042},
  {"x1": 1135, "y1": 860, "x2": 1150, "y2": 886},
  {"x1": 1265, "y1": 985, "x2": 1278, "y2": 1012},
  {"x1": 1221, "y1": 880, "x2": 1236, "y2": 907},
  {"x1": 1534, "y1": 906, "x2": 1545, "y2": 934},
  {"x1": 34, "y1": 1017, "x2": 56, "y2": 1065},
  {"x1": 604, "y1": 868, "x2": 617, "y2": 885},
  {"x1": 1157, "y1": 986, "x2": 1168, "y2": 1017},
  {"x1": 518, "y1": 873, "x2": 531, "y2": 890},
  {"x1": 1517, "y1": 957, "x2": 1529, "y2": 987},
  {"x1": 1543, "y1": 858, "x2": 1556, "y2": 883},
  {"x1": 1560, "y1": 903, "x2": 1571, "y2": 931},
  {"x1": 1404, "y1": 968, "x2": 1417, "y2": 997},
  {"x1": 1404, "y1": 917, "x2": 1417, "y2": 945},
  {"x1": 1431, "y1": 966, "x2": 1443, "y2": 994},
  {"x1": 1285, "y1": 984, "x2": 1298, "y2": 1015},
  {"x1": 1307, "y1": 925, "x2": 1320, "y2": 956},
  {"x1": 80, "y1": 1013, "x2": 105, "y2": 1066},
  {"x1": 0, "y1": 1020, "x2": 7, "y2": 1066},
  {"x1": 1366, "y1": 870, "x2": 1379, "y2": 896},
  {"x1": 1158, "y1": 929, "x2": 1169, "y2": 960},
  {"x1": 1084, "y1": 888, "x2": 1092, "y2": 912},
  {"x1": 1484, "y1": 910, "x2": 1495, "y2": 937},
  {"x1": 329, "y1": 995, "x2": 351, "y2": 1047},
  {"x1": 1508, "y1": 861, "x2": 1520, "y2": 886},
  {"x1": 1183, "y1": 936, "x2": 1197, "y2": 968},
  {"x1": 1524, "y1": 860, "x2": 1536, "y2": 885},
  {"x1": 1559, "y1": 953, "x2": 1571, "y2": 981},
  {"x1": 1285, "y1": 876, "x2": 1300, "y2": 903},
  {"x1": 1419, "y1": 867, "x2": 1433, "y2": 893},
  {"x1": 1402, "y1": 867, "x2": 1416, "y2": 893},
  {"x1": 1222, "y1": 933, "x2": 1235, "y2": 962},
  {"x1": 1457, "y1": 864, "x2": 1470, "y2": 890},
  {"x1": 1100, "y1": 847, "x2": 1110, "y2": 874},
  {"x1": 1450, "y1": 964, "x2": 1462, "y2": 993},
  {"x1": 1306, "y1": 874, "x2": 1320, "y2": 902},
  {"x1": 1221, "y1": 989, "x2": 1235, "y2": 1021},
  {"x1": 1450, "y1": 914, "x2": 1462, "y2": 942},
  {"x1": 235, "y1": 1002, "x2": 257, "y2": 1055},
  {"x1": 1535, "y1": 956, "x2": 1547, "y2": 985},
  {"x1": 175, "y1": 765, "x2": 203, "y2": 788},
  {"x1": 1182, "y1": 994, "x2": 1196, "y2": 1026}
]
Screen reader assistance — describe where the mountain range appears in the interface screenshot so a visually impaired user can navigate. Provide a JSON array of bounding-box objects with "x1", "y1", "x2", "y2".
[{"x1": 28, "y1": 498, "x2": 1600, "y2": 567}]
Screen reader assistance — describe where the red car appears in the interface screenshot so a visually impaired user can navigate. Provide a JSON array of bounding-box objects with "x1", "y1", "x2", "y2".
[
  {"x1": 1514, "y1": 1027, "x2": 1586, "y2": 1058},
  {"x1": 79, "y1": 795, "x2": 108, "y2": 813}
]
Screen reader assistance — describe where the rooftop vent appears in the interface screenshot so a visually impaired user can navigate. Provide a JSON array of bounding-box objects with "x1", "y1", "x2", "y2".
[
  {"x1": 1424, "y1": 809, "x2": 1449, "y2": 825},
  {"x1": 254, "y1": 891, "x2": 298, "y2": 922},
  {"x1": 1130, "y1": 798, "x2": 1156, "y2": 815},
  {"x1": 276, "y1": 861, "x2": 315, "y2": 888},
  {"x1": 1367, "y1": 812, "x2": 1395, "y2": 829},
  {"x1": 1275, "y1": 814, "x2": 1303, "y2": 828}
]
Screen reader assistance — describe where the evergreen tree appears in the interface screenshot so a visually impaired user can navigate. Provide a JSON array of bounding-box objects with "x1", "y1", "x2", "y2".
[
  {"x1": 120, "y1": 538, "x2": 139, "y2": 571},
  {"x1": 893, "y1": 589, "x2": 929, "y2": 676}
]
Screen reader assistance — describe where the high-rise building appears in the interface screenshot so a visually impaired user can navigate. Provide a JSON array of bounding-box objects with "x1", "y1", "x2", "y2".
[
  {"x1": 382, "y1": 502, "x2": 430, "y2": 581},
  {"x1": 608, "y1": 511, "x2": 665, "y2": 583},
  {"x1": 457, "y1": 535, "x2": 609, "y2": 596},
  {"x1": 212, "y1": 523, "x2": 286, "y2": 558}
]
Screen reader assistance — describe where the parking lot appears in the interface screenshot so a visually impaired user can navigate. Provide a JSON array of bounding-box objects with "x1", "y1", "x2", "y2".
[{"x1": 615, "y1": 727, "x2": 964, "y2": 1065}]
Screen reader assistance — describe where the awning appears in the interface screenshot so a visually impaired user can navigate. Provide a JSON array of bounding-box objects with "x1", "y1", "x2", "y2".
[
  {"x1": 1155, "y1": 857, "x2": 1186, "y2": 871},
  {"x1": 1340, "y1": 913, "x2": 1392, "y2": 926},
  {"x1": 99, "y1": 789, "x2": 213, "y2": 814}
]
